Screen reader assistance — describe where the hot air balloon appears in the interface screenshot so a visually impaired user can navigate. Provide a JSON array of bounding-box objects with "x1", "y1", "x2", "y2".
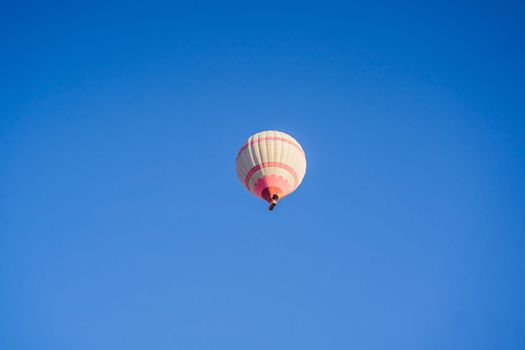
[{"x1": 236, "y1": 130, "x2": 307, "y2": 210}]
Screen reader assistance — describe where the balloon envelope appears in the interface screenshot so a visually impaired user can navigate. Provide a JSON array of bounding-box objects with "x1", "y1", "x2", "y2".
[{"x1": 236, "y1": 130, "x2": 307, "y2": 209}]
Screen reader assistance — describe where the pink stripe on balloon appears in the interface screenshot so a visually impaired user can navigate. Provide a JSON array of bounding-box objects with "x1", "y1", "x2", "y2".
[
  {"x1": 236, "y1": 137, "x2": 304, "y2": 160},
  {"x1": 244, "y1": 162, "x2": 298, "y2": 190}
]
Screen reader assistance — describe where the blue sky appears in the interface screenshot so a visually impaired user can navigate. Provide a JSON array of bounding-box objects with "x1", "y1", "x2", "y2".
[{"x1": 1, "y1": 2, "x2": 524, "y2": 349}]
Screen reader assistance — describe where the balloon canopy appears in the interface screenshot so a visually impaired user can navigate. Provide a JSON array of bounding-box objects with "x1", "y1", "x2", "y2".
[{"x1": 236, "y1": 130, "x2": 307, "y2": 210}]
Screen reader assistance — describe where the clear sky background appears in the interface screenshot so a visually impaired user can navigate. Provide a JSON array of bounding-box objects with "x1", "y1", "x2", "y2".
[{"x1": 1, "y1": 2, "x2": 524, "y2": 349}]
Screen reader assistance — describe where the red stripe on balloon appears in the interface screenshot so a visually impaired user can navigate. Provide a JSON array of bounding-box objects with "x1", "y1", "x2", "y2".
[
  {"x1": 244, "y1": 162, "x2": 298, "y2": 190},
  {"x1": 236, "y1": 137, "x2": 304, "y2": 160}
]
